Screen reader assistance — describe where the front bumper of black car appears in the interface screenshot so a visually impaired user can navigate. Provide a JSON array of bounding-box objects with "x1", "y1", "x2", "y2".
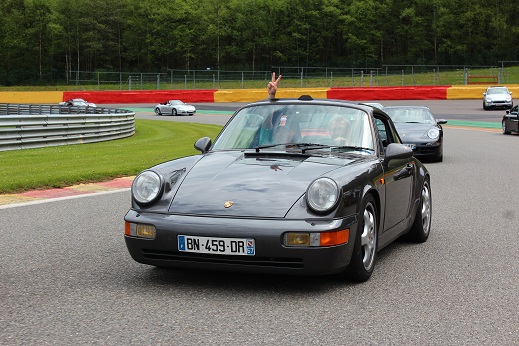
[{"x1": 124, "y1": 209, "x2": 358, "y2": 276}]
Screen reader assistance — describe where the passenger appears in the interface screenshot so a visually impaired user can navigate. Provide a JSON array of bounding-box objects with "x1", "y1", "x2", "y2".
[
  {"x1": 272, "y1": 125, "x2": 296, "y2": 144},
  {"x1": 328, "y1": 116, "x2": 351, "y2": 145}
]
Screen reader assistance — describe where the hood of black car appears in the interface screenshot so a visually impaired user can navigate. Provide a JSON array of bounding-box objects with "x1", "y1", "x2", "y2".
[
  {"x1": 168, "y1": 151, "x2": 355, "y2": 217},
  {"x1": 394, "y1": 123, "x2": 437, "y2": 142}
]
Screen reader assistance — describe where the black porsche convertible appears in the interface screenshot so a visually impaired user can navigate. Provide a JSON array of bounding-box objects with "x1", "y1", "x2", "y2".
[{"x1": 124, "y1": 96, "x2": 432, "y2": 282}]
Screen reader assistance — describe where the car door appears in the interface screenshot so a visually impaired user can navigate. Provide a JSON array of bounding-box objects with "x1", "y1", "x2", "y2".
[
  {"x1": 505, "y1": 105, "x2": 519, "y2": 132},
  {"x1": 375, "y1": 115, "x2": 414, "y2": 231}
]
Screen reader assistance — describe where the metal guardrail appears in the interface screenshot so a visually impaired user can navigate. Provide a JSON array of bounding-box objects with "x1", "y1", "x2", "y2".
[{"x1": 0, "y1": 104, "x2": 135, "y2": 151}]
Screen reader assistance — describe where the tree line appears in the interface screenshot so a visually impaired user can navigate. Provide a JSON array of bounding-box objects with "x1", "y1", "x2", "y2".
[{"x1": 1, "y1": 0, "x2": 518, "y2": 85}]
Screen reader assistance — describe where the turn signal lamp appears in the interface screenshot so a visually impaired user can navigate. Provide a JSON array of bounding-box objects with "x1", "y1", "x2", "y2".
[
  {"x1": 125, "y1": 222, "x2": 156, "y2": 239},
  {"x1": 284, "y1": 229, "x2": 349, "y2": 247}
]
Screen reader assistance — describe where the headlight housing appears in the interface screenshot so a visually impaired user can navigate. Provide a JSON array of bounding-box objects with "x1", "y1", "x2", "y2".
[
  {"x1": 132, "y1": 170, "x2": 163, "y2": 204},
  {"x1": 306, "y1": 177, "x2": 340, "y2": 213},
  {"x1": 427, "y1": 127, "x2": 440, "y2": 140}
]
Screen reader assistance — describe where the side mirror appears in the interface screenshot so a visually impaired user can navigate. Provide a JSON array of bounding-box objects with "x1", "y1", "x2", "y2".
[
  {"x1": 437, "y1": 119, "x2": 447, "y2": 124},
  {"x1": 506, "y1": 110, "x2": 510, "y2": 115},
  {"x1": 384, "y1": 143, "x2": 413, "y2": 165},
  {"x1": 194, "y1": 137, "x2": 212, "y2": 153},
  {"x1": 483, "y1": 92, "x2": 486, "y2": 96}
]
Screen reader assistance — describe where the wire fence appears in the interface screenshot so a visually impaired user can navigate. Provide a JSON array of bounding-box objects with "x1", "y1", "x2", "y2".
[{"x1": 3, "y1": 63, "x2": 519, "y2": 90}]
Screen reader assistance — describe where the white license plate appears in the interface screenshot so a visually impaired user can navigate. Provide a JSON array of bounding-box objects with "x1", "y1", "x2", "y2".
[
  {"x1": 404, "y1": 144, "x2": 417, "y2": 150},
  {"x1": 177, "y1": 235, "x2": 255, "y2": 256}
]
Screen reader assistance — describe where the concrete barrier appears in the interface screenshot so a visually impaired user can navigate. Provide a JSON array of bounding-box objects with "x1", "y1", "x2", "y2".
[
  {"x1": 214, "y1": 88, "x2": 329, "y2": 102},
  {"x1": 63, "y1": 90, "x2": 216, "y2": 104},
  {"x1": 447, "y1": 84, "x2": 519, "y2": 99},
  {"x1": 8, "y1": 85, "x2": 519, "y2": 104},
  {"x1": 0, "y1": 91, "x2": 63, "y2": 104},
  {"x1": 328, "y1": 86, "x2": 449, "y2": 100}
]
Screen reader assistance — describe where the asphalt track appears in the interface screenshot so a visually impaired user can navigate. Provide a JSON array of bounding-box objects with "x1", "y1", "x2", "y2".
[{"x1": 1, "y1": 100, "x2": 518, "y2": 345}]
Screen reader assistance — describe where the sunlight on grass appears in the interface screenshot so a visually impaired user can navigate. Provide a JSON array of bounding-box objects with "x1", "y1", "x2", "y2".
[{"x1": 0, "y1": 119, "x2": 222, "y2": 194}]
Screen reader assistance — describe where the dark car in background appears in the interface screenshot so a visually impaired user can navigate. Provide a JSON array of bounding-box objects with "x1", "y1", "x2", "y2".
[
  {"x1": 124, "y1": 96, "x2": 433, "y2": 282},
  {"x1": 382, "y1": 105, "x2": 446, "y2": 162},
  {"x1": 502, "y1": 105, "x2": 519, "y2": 134}
]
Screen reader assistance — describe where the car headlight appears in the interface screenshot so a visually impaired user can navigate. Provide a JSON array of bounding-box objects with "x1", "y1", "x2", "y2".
[
  {"x1": 427, "y1": 128, "x2": 440, "y2": 140},
  {"x1": 132, "y1": 170, "x2": 163, "y2": 204},
  {"x1": 306, "y1": 177, "x2": 340, "y2": 213},
  {"x1": 506, "y1": 96, "x2": 512, "y2": 102},
  {"x1": 485, "y1": 97, "x2": 492, "y2": 102}
]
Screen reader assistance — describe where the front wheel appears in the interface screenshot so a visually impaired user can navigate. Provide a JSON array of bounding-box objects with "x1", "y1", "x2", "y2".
[
  {"x1": 344, "y1": 194, "x2": 378, "y2": 282},
  {"x1": 155, "y1": 108, "x2": 162, "y2": 116},
  {"x1": 172, "y1": 108, "x2": 177, "y2": 116},
  {"x1": 407, "y1": 178, "x2": 432, "y2": 243}
]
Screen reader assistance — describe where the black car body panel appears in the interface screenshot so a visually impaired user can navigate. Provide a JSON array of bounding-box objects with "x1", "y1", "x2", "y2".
[
  {"x1": 502, "y1": 105, "x2": 519, "y2": 134},
  {"x1": 124, "y1": 97, "x2": 431, "y2": 278}
]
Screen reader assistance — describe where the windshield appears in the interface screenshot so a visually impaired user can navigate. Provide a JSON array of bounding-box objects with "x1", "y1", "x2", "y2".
[
  {"x1": 212, "y1": 103, "x2": 375, "y2": 152},
  {"x1": 384, "y1": 108, "x2": 435, "y2": 124},
  {"x1": 486, "y1": 88, "x2": 508, "y2": 95}
]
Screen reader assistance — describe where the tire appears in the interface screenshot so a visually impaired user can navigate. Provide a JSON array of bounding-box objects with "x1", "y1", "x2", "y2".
[
  {"x1": 172, "y1": 108, "x2": 177, "y2": 116},
  {"x1": 483, "y1": 102, "x2": 488, "y2": 110},
  {"x1": 344, "y1": 194, "x2": 378, "y2": 282},
  {"x1": 407, "y1": 178, "x2": 432, "y2": 243},
  {"x1": 432, "y1": 153, "x2": 443, "y2": 162},
  {"x1": 155, "y1": 108, "x2": 162, "y2": 116},
  {"x1": 431, "y1": 144, "x2": 443, "y2": 162},
  {"x1": 502, "y1": 121, "x2": 511, "y2": 135}
]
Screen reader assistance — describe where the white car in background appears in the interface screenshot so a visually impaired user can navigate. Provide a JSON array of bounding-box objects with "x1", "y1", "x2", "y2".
[
  {"x1": 59, "y1": 98, "x2": 97, "y2": 107},
  {"x1": 483, "y1": 86, "x2": 513, "y2": 110},
  {"x1": 154, "y1": 100, "x2": 196, "y2": 116}
]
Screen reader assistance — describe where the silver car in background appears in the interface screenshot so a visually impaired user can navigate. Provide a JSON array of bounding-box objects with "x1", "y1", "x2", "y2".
[
  {"x1": 154, "y1": 100, "x2": 196, "y2": 116},
  {"x1": 59, "y1": 98, "x2": 97, "y2": 107},
  {"x1": 483, "y1": 86, "x2": 513, "y2": 110}
]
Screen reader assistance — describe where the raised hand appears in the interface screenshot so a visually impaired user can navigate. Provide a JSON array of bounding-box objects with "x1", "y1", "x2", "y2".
[{"x1": 267, "y1": 72, "x2": 282, "y2": 99}]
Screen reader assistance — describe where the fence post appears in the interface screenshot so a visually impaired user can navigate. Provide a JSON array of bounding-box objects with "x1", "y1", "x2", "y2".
[
  {"x1": 402, "y1": 70, "x2": 404, "y2": 86},
  {"x1": 369, "y1": 71, "x2": 373, "y2": 87},
  {"x1": 300, "y1": 70, "x2": 303, "y2": 87},
  {"x1": 157, "y1": 74, "x2": 160, "y2": 90}
]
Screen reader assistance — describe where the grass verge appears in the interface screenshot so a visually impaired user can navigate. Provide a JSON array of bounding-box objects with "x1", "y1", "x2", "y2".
[{"x1": 0, "y1": 119, "x2": 223, "y2": 194}]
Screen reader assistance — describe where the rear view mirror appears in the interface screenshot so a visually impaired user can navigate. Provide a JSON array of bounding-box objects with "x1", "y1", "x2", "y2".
[{"x1": 194, "y1": 137, "x2": 212, "y2": 153}]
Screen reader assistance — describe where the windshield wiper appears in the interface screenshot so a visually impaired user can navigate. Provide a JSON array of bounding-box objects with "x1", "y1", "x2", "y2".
[
  {"x1": 331, "y1": 145, "x2": 375, "y2": 153},
  {"x1": 255, "y1": 142, "x2": 331, "y2": 153}
]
